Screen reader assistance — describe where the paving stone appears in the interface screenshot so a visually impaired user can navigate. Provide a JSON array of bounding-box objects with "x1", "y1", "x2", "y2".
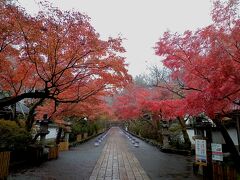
[{"x1": 89, "y1": 127, "x2": 150, "y2": 180}]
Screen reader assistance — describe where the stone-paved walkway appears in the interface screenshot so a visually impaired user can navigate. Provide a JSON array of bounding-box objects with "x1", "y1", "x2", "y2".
[
  {"x1": 89, "y1": 127, "x2": 150, "y2": 180},
  {"x1": 9, "y1": 127, "x2": 197, "y2": 180}
]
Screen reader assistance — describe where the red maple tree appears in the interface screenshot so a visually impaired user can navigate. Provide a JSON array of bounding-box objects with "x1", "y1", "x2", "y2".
[
  {"x1": 0, "y1": 2, "x2": 131, "y2": 130},
  {"x1": 155, "y1": 0, "x2": 240, "y2": 117},
  {"x1": 155, "y1": 0, "x2": 240, "y2": 166}
]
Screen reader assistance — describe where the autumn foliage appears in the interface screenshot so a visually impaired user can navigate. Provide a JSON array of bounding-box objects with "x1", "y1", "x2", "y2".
[
  {"x1": 0, "y1": 2, "x2": 131, "y2": 126},
  {"x1": 113, "y1": 0, "x2": 240, "y2": 121},
  {"x1": 155, "y1": 0, "x2": 240, "y2": 118},
  {"x1": 111, "y1": 0, "x2": 240, "y2": 164},
  {"x1": 113, "y1": 84, "x2": 181, "y2": 120}
]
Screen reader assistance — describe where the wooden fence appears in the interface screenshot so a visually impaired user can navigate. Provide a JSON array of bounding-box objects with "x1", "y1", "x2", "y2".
[
  {"x1": 213, "y1": 162, "x2": 237, "y2": 180},
  {"x1": 0, "y1": 151, "x2": 10, "y2": 179},
  {"x1": 58, "y1": 142, "x2": 69, "y2": 151},
  {"x1": 48, "y1": 146, "x2": 58, "y2": 160},
  {"x1": 83, "y1": 133, "x2": 88, "y2": 139},
  {"x1": 76, "y1": 134, "x2": 82, "y2": 142}
]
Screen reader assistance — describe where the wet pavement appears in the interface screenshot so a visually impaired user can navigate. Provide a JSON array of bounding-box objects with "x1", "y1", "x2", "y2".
[
  {"x1": 9, "y1": 127, "x2": 199, "y2": 180},
  {"x1": 124, "y1": 131, "x2": 198, "y2": 180},
  {"x1": 9, "y1": 134, "x2": 107, "y2": 180}
]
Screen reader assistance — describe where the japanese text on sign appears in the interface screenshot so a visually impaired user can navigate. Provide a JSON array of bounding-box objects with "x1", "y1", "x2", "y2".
[{"x1": 195, "y1": 139, "x2": 207, "y2": 165}]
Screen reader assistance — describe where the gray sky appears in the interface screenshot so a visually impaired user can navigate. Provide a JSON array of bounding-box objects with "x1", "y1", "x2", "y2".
[{"x1": 18, "y1": 0, "x2": 213, "y2": 77}]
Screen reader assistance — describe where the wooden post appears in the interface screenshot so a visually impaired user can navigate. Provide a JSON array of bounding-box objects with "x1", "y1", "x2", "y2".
[
  {"x1": 77, "y1": 134, "x2": 82, "y2": 142},
  {"x1": 84, "y1": 132, "x2": 88, "y2": 139},
  {"x1": 48, "y1": 146, "x2": 58, "y2": 159},
  {"x1": 206, "y1": 125, "x2": 213, "y2": 180},
  {"x1": 235, "y1": 115, "x2": 240, "y2": 152},
  {"x1": 58, "y1": 142, "x2": 69, "y2": 151},
  {"x1": 0, "y1": 151, "x2": 10, "y2": 179}
]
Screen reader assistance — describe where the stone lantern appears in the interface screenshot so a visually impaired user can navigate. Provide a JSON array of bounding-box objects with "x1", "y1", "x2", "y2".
[
  {"x1": 63, "y1": 122, "x2": 72, "y2": 142},
  {"x1": 161, "y1": 120, "x2": 170, "y2": 148},
  {"x1": 39, "y1": 114, "x2": 52, "y2": 145}
]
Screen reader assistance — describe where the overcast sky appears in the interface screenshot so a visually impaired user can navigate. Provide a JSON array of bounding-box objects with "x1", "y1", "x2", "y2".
[{"x1": 18, "y1": 0, "x2": 213, "y2": 77}]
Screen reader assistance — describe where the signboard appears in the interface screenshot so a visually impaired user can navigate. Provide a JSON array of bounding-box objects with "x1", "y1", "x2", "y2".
[
  {"x1": 211, "y1": 143, "x2": 223, "y2": 161},
  {"x1": 195, "y1": 139, "x2": 207, "y2": 165}
]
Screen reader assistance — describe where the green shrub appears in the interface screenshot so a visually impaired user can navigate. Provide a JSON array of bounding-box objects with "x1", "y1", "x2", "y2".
[
  {"x1": 139, "y1": 123, "x2": 158, "y2": 139},
  {"x1": 93, "y1": 123, "x2": 98, "y2": 134},
  {"x1": 0, "y1": 119, "x2": 32, "y2": 151},
  {"x1": 69, "y1": 118, "x2": 106, "y2": 142},
  {"x1": 168, "y1": 122, "x2": 185, "y2": 149},
  {"x1": 128, "y1": 120, "x2": 141, "y2": 135},
  {"x1": 128, "y1": 120, "x2": 159, "y2": 140},
  {"x1": 71, "y1": 122, "x2": 83, "y2": 135}
]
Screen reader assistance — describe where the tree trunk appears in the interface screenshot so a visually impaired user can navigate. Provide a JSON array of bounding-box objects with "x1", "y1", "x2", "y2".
[
  {"x1": 11, "y1": 103, "x2": 16, "y2": 120},
  {"x1": 215, "y1": 118, "x2": 240, "y2": 170},
  {"x1": 0, "y1": 91, "x2": 48, "y2": 108},
  {"x1": 177, "y1": 117, "x2": 191, "y2": 150},
  {"x1": 56, "y1": 127, "x2": 63, "y2": 145},
  {"x1": 152, "y1": 114, "x2": 163, "y2": 144},
  {"x1": 206, "y1": 126, "x2": 213, "y2": 180},
  {"x1": 10, "y1": 103, "x2": 22, "y2": 127},
  {"x1": 26, "y1": 98, "x2": 45, "y2": 131},
  {"x1": 31, "y1": 133, "x2": 41, "y2": 143}
]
